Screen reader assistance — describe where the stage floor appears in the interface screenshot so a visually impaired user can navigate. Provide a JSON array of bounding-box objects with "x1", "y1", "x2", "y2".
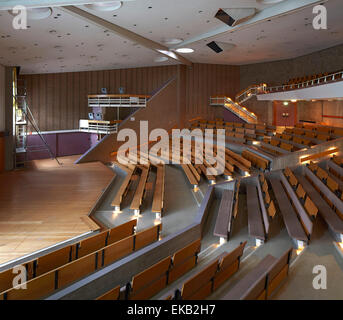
[{"x1": 0, "y1": 156, "x2": 115, "y2": 265}]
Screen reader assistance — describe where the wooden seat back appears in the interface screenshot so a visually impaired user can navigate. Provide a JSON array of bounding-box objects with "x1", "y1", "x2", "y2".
[
  {"x1": 168, "y1": 239, "x2": 201, "y2": 283},
  {"x1": 135, "y1": 224, "x2": 161, "y2": 250},
  {"x1": 327, "y1": 176, "x2": 339, "y2": 193},
  {"x1": 317, "y1": 167, "x2": 328, "y2": 181},
  {"x1": 96, "y1": 286, "x2": 120, "y2": 300},
  {"x1": 266, "y1": 248, "x2": 292, "y2": 298},
  {"x1": 77, "y1": 231, "x2": 108, "y2": 259},
  {"x1": 264, "y1": 189, "x2": 271, "y2": 204},
  {"x1": 289, "y1": 174, "x2": 298, "y2": 187},
  {"x1": 267, "y1": 200, "x2": 276, "y2": 218},
  {"x1": 107, "y1": 219, "x2": 137, "y2": 245},
  {"x1": 36, "y1": 246, "x2": 73, "y2": 277},
  {"x1": 280, "y1": 142, "x2": 293, "y2": 152},
  {"x1": 296, "y1": 184, "x2": 306, "y2": 199},
  {"x1": 271, "y1": 139, "x2": 279, "y2": 147},
  {"x1": 181, "y1": 260, "x2": 218, "y2": 300},
  {"x1": 213, "y1": 241, "x2": 246, "y2": 291},
  {"x1": 152, "y1": 165, "x2": 165, "y2": 213},
  {"x1": 304, "y1": 197, "x2": 318, "y2": 218},
  {"x1": 130, "y1": 256, "x2": 171, "y2": 300}
]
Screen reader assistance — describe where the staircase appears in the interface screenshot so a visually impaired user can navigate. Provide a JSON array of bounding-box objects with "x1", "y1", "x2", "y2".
[
  {"x1": 210, "y1": 96, "x2": 258, "y2": 124},
  {"x1": 235, "y1": 84, "x2": 267, "y2": 104}
]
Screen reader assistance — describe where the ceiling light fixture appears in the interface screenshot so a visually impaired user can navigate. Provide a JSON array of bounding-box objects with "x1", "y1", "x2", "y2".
[
  {"x1": 162, "y1": 38, "x2": 183, "y2": 45},
  {"x1": 85, "y1": 1, "x2": 122, "y2": 12},
  {"x1": 154, "y1": 56, "x2": 168, "y2": 62},
  {"x1": 175, "y1": 48, "x2": 194, "y2": 53}
]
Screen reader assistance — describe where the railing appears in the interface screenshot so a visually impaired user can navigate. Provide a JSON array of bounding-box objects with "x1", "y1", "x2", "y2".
[
  {"x1": 263, "y1": 70, "x2": 343, "y2": 94},
  {"x1": 210, "y1": 96, "x2": 258, "y2": 124},
  {"x1": 79, "y1": 119, "x2": 121, "y2": 134},
  {"x1": 88, "y1": 94, "x2": 150, "y2": 108},
  {"x1": 235, "y1": 84, "x2": 268, "y2": 104}
]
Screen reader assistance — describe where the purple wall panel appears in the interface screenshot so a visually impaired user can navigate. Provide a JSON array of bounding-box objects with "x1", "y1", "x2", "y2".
[
  {"x1": 26, "y1": 132, "x2": 94, "y2": 160},
  {"x1": 27, "y1": 134, "x2": 57, "y2": 160},
  {"x1": 57, "y1": 132, "x2": 92, "y2": 157}
]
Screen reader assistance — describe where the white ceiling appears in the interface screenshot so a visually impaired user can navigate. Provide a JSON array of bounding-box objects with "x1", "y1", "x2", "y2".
[{"x1": 0, "y1": 0, "x2": 342, "y2": 74}]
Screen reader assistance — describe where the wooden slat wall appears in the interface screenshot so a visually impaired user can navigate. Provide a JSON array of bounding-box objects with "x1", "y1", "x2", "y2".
[
  {"x1": 20, "y1": 65, "x2": 178, "y2": 131},
  {"x1": 185, "y1": 64, "x2": 240, "y2": 120},
  {"x1": 20, "y1": 63, "x2": 240, "y2": 132}
]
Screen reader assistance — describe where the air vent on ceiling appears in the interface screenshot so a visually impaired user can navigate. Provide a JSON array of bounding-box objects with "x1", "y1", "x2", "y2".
[
  {"x1": 207, "y1": 41, "x2": 223, "y2": 53},
  {"x1": 215, "y1": 8, "x2": 257, "y2": 27}
]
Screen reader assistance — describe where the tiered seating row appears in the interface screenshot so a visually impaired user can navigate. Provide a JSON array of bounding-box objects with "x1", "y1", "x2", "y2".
[
  {"x1": 306, "y1": 163, "x2": 343, "y2": 220},
  {"x1": 169, "y1": 242, "x2": 246, "y2": 300},
  {"x1": 0, "y1": 219, "x2": 137, "y2": 293},
  {"x1": 222, "y1": 248, "x2": 292, "y2": 300},
  {"x1": 214, "y1": 180, "x2": 240, "y2": 240},
  {"x1": 295, "y1": 173, "x2": 343, "y2": 240},
  {"x1": 100, "y1": 239, "x2": 202, "y2": 300},
  {"x1": 280, "y1": 169, "x2": 315, "y2": 238},
  {"x1": 0, "y1": 224, "x2": 162, "y2": 300},
  {"x1": 283, "y1": 168, "x2": 318, "y2": 218},
  {"x1": 242, "y1": 149, "x2": 270, "y2": 171},
  {"x1": 259, "y1": 174, "x2": 276, "y2": 219},
  {"x1": 189, "y1": 119, "x2": 275, "y2": 143}
]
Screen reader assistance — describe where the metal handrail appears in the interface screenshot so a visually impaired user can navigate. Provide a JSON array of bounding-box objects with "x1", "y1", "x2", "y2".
[
  {"x1": 263, "y1": 71, "x2": 343, "y2": 94},
  {"x1": 210, "y1": 96, "x2": 257, "y2": 121},
  {"x1": 235, "y1": 83, "x2": 267, "y2": 102}
]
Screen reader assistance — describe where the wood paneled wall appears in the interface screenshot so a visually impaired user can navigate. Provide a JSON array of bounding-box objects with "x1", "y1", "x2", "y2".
[
  {"x1": 20, "y1": 63, "x2": 240, "y2": 132},
  {"x1": 21, "y1": 65, "x2": 178, "y2": 131},
  {"x1": 184, "y1": 64, "x2": 240, "y2": 120}
]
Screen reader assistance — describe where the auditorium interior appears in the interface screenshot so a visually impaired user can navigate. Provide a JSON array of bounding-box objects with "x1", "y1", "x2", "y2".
[{"x1": 1, "y1": 0, "x2": 343, "y2": 301}]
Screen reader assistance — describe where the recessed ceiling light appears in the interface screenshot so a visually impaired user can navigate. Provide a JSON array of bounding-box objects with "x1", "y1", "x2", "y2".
[
  {"x1": 85, "y1": 1, "x2": 122, "y2": 12},
  {"x1": 8, "y1": 7, "x2": 52, "y2": 20},
  {"x1": 154, "y1": 56, "x2": 168, "y2": 62},
  {"x1": 162, "y1": 38, "x2": 183, "y2": 45},
  {"x1": 175, "y1": 48, "x2": 194, "y2": 53}
]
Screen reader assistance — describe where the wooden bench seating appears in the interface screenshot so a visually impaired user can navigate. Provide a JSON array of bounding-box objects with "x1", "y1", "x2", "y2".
[
  {"x1": 213, "y1": 190, "x2": 235, "y2": 240},
  {"x1": 124, "y1": 239, "x2": 201, "y2": 300},
  {"x1": 1, "y1": 224, "x2": 161, "y2": 300},
  {"x1": 0, "y1": 219, "x2": 137, "y2": 293},
  {"x1": 246, "y1": 184, "x2": 266, "y2": 241},
  {"x1": 166, "y1": 242, "x2": 246, "y2": 300},
  {"x1": 112, "y1": 166, "x2": 136, "y2": 210},
  {"x1": 295, "y1": 173, "x2": 343, "y2": 236},
  {"x1": 242, "y1": 149, "x2": 269, "y2": 171},
  {"x1": 181, "y1": 164, "x2": 200, "y2": 187},
  {"x1": 222, "y1": 248, "x2": 292, "y2": 300},
  {"x1": 129, "y1": 256, "x2": 171, "y2": 300},
  {"x1": 280, "y1": 172, "x2": 314, "y2": 237},
  {"x1": 130, "y1": 164, "x2": 150, "y2": 212},
  {"x1": 259, "y1": 174, "x2": 276, "y2": 219},
  {"x1": 152, "y1": 165, "x2": 165, "y2": 215},
  {"x1": 269, "y1": 178, "x2": 308, "y2": 243}
]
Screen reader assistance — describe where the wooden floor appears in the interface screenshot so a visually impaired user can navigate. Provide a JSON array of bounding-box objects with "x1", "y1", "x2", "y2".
[{"x1": 0, "y1": 156, "x2": 115, "y2": 265}]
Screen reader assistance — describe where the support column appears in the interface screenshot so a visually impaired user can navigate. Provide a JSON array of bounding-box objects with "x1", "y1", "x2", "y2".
[
  {"x1": 0, "y1": 65, "x2": 5, "y2": 172},
  {"x1": 4, "y1": 67, "x2": 14, "y2": 171}
]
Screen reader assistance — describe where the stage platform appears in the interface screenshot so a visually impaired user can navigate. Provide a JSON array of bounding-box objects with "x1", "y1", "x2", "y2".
[{"x1": 0, "y1": 156, "x2": 115, "y2": 265}]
